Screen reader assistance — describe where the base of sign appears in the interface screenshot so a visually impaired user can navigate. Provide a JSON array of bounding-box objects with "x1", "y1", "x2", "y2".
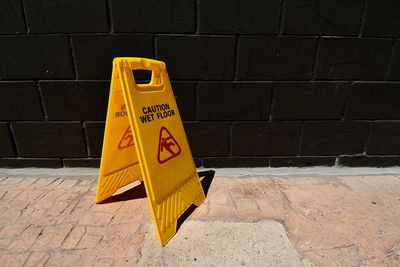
[
  {"x1": 96, "y1": 162, "x2": 142, "y2": 203},
  {"x1": 153, "y1": 171, "x2": 205, "y2": 245}
]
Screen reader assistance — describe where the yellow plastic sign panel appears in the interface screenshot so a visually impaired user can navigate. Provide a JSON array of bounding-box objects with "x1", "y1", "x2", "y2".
[{"x1": 96, "y1": 57, "x2": 205, "y2": 246}]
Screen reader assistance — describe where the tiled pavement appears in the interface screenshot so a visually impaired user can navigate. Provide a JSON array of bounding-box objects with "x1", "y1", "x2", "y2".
[{"x1": 0, "y1": 172, "x2": 399, "y2": 266}]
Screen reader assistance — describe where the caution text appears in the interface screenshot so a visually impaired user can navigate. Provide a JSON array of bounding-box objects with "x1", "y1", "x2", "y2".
[{"x1": 140, "y1": 103, "x2": 176, "y2": 123}]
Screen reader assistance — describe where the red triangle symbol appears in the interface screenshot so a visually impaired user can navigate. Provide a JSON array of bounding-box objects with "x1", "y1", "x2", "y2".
[
  {"x1": 157, "y1": 126, "x2": 181, "y2": 164},
  {"x1": 118, "y1": 126, "x2": 134, "y2": 149}
]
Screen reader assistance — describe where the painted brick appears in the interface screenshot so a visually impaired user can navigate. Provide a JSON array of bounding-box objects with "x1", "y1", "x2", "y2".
[
  {"x1": 84, "y1": 122, "x2": 105, "y2": 158},
  {"x1": 314, "y1": 38, "x2": 392, "y2": 80},
  {"x1": 232, "y1": 122, "x2": 302, "y2": 156},
  {"x1": 387, "y1": 40, "x2": 400, "y2": 80},
  {"x1": 24, "y1": 0, "x2": 108, "y2": 33},
  {"x1": 171, "y1": 82, "x2": 196, "y2": 121},
  {"x1": 111, "y1": 0, "x2": 194, "y2": 33},
  {"x1": 0, "y1": 35, "x2": 74, "y2": 79},
  {"x1": 0, "y1": 158, "x2": 62, "y2": 168},
  {"x1": 282, "y1": 0, "x2": 364, "y2": 35},
  {"x1": 0, "y1": 123, "x2": 15, "y2": 157},
  {"x1": 6, "y1": 227, "x2": 42, "y2": 253},
  {"x1": 199, "y1": 0, "x2": 281, "y2": 34},
  {"x1": 0, "y1": 1, "x2": 398, "y2": 167},
  {"x1": 0, "y1": 82, "x2": 43, "y2": 120},
  {"x1": 300, "y1": 122, "x2": 370, "y2": 155},
  {"x1": 12, "y1": 122, "x2": 86, "y2": 157},
  {"x1": 157, "y1": 35, "x2": 235, "y2": 80},
  {"x1": 63, "y1": 158, "x2": 100, "y2": 168},
  {"x1": 238, "y1": 37, "x2": 317, "y2": 80},
  {"x1": 0, "y1": 0, "x2": 26, "y2": 34},
  {"x1": 363, "y1": 0, "x2": 400, "y2": 37},
  {"x1": 45, "y1": 253, "x2": 81, "y2": 267},
  {"x1": 272, "y1": 82, "x2": 348, "y2": 120},
  {"x1": 202, "y1": 157, "x2": 269, "y2": 168},
  {"x1": 366, "y1": 122, "x2": 400, "y2": 155},
  {"x1": 72, "y1": 34, "x2": 153, "y2": 79},
  {"x1": 184, "y1": 122, "x2": 230, "y2": 156},
  {"x1": 339, "y1": 156, "x2": 400, "y2": 167},
  {"x1": 199, "y1": 82, "x2": 272, "y2": 120},
  {"x1": 345, "y1": 83, "x2": 400, "y2": 120},
  {"x1": 40, "y1": 81, "x2": 109, "y2": 120},
  {"x1": 270, "y1": 156, "x2": 336, "y2": 167}
]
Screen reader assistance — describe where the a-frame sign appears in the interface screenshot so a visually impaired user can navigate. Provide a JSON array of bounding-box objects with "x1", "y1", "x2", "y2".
[{"x1": 95, "y1": 58, "x2": 205, "y2": 246}]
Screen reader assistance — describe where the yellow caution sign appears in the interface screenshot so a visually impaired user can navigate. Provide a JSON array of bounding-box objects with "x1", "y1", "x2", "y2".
[{"x1": 96, "y1": 57, "x2": 205, "y2": 246}]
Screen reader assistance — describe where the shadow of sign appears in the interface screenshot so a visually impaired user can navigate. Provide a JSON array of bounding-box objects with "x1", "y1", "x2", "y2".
[{"x1": 176, "y1": 170, "x2": 216, "y2": 231}]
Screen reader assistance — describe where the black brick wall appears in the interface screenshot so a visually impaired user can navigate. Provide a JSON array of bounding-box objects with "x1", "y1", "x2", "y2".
[{"x1": 0, "y1": 0, "x2": 399, "y2": 168}]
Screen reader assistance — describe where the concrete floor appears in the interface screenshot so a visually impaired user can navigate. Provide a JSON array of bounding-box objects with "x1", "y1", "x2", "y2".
[{"x1": 0, "y1": 168, "x2": 399, "y2": 266}]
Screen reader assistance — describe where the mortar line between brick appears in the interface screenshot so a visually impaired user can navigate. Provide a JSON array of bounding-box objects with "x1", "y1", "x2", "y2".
[
  {"x1": 0, "y1": 191, "x2": 6, "y2": 201},
  {"x1": 134, "y1": 228, "x2": 145, "y2": 264},
  {"x1": 268, "y1": 84, "x2": 276, "y2": 121},
  {"x1": 27, "y1": 228, "x2": 44, "y2": 252},
  {"x1": 233, "y1": 36, "x2": 240, "y2": 81},
  {"x1": 0, "y1": 31, "x2": 393, "y2": 39},
  {"x1": 310, "y1": 37, "x2": 322, "y2": 80},
  {"x1": 297, "y1": 123, "x2": 306, "y2": 156},
  {"x1": 195, "y1": 83, "x2": 200, "y2": 121},
  {"x1": 41, "y1": 253, "x2": 51, "y2": 267},
  {"x1": 21, "y1": 251, "x2": 31, "y2": 267},
  {"x1": 68, "y1": 199, "x2": 81, "y2": 216},
  {"x1": 19, "y1": 0, "x2": 30, "y2": 35},
  {"x1": 153, "y1": 34, "x2": 158, "y2": 59},
  {"x1": 358, "y1": 0, "x2": 368, "y2": 38},
  {"x1": 107, "y1": 214, "x2": 116, "y2": 226},
  {"x1": 195, "y1": 0, "x2": 200, "y2": 34},
  {"x1": 75, "y1": 227, "x2": 87, "y2": 248},
  {"x1": 334, "y1": 156, "x2": 339, "y2": 166},
  {"x1": 10, "y1": 224, "x2": 32, "y2": 246},
  {"x1": 8, "y1": 123, "x2": 21, "y2": 157},
  {"x1": 60, "y1": 225, "x2": 75, "y2": 248},
  {"x1": 267, "y1": 157, "x2": 272, "y2": 167},
  {"x1": 227, "y1": 189, "x2": 238, "y2": 211},
  {"x1": 278, "y1": 0, "x2": 286, "y2": 36},
  {"x1": 82, "y1": 122, "x2": 92, "y2": 158},
  {"x1": 105, "y1": 0, "x2": 114, "y2": 33},
  {"x1": 363, "y1": 121, "x2": 374, "y2": 155},
  {"x1": 72, "y1": 84, "x2": 89, "y2": 159},
  {"x1": 384, "y1": 38, "x2": 397, "y2": 80},
  {"x1": 68, "y1": 36, "x2": 79, "y2": 80},
  {"x1": 204, "y1": 155, "x2": 331, "y2": 159},
  {"x1": 59, "y1": 160, "x2": 66, "y2": 172},
  {"x1": 3, "y1": 79, "x2": 400, "y2": 83},
  {"x1": 229, "y1": 123, "x2": 234, "y2": 157},
  {"x1": 36, "y1": 82, "x2": 48, "y2": 121},
  {"x1": 6, "y1": 122, "x2": 19, "y2": 158},
  {"x1": 19, "y1": 199, "x2": 33, "y2": 218},
  {"x1": 47, "y1": 177, "x2": 63, "y2": 188},
  {"x1": 340, "y1": 82, "x2": 353, "y2": 120},
  {"x1": 8, "y1": 119, "x2": 397, "y2": 123}
]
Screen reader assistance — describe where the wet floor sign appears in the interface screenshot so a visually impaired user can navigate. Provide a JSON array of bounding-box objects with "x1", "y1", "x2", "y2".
[{"x1": 95, "y1": 58, "x2": 205, "y2": 246}]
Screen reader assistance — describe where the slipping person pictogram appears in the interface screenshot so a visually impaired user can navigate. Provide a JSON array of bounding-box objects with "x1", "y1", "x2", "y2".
[
  {"x1": 158, "y1": 126, "x2": 181, "y2": 163},
  {"x1": 161, "y1": 137, "x2": 175, "y2": 155}
]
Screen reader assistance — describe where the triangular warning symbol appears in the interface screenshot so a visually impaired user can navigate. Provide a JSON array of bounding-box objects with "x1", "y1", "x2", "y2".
[
  {"x1": 118, "y1": 126, "x2": 134, "y2": 149},
  {"x1": 157, "y1": 126, "x2": 181, "y2": 164}
]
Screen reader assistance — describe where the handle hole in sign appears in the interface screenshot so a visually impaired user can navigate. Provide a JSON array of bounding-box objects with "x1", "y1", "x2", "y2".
[{"x1": 132, "y1": 69, "x2": 152, "y2": 84}]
